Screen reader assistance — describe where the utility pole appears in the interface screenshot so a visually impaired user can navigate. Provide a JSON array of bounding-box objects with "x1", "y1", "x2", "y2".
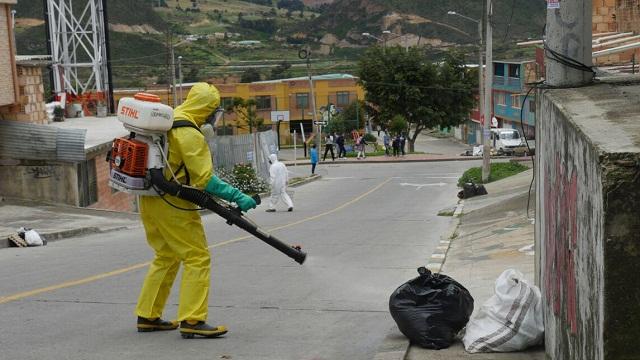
[
  {"x1": 177, "y1": 55, "x2": 183, "y2": 105},
  {"x1": 169, "y1": 32, "x2": 177, "y2": 107},
  {"x1": 300, "y1": 48, "x2": 320, "y2": 154},
  {"x1": 477, "y1": 19, "x2": 484, "y2": 135},
  {"x1": 482, "y1": 0, "x2": 493, "y2": 183},
  {"x1": 545, "y1": 0, "x2": 593, "y2": 87}
]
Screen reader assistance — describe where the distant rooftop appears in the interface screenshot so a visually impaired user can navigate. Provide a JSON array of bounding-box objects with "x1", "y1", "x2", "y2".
[{"x1": 253, "y1": 73, "x2": 358, "y2": 84}]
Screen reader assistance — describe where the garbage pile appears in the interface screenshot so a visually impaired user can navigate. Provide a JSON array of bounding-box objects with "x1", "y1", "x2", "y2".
[
  {"x1": 389, "y1": 267, "x2": 474, "y2": 349},
  {"x1": 7, "y1": 227, "x2": 46, "y2": 247},
  {"x1": 389, "y1": 268, "x2": 544, "y2": 353}
]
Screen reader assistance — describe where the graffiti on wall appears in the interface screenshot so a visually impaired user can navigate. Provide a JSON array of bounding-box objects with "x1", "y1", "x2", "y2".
[
  {"x1": 27, "y1": 166, "x2": 60, "y2": 179},
  {"x1": 544, "y1": 155, "x2": 578, "y2": 334}
]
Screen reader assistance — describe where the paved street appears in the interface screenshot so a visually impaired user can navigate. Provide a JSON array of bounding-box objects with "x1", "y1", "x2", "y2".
[{"x1": 0, "y1": 160, "x2": 480, "y2": 360}]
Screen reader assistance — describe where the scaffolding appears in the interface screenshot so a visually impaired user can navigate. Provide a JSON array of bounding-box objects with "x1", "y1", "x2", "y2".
[{"x1": 45, "y1": 0, "x2": 112, "y2": 111}]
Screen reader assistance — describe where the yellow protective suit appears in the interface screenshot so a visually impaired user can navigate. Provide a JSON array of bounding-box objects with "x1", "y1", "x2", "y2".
[{"x1": 135, "y1": 83, "x2": 220, "y2": 322}]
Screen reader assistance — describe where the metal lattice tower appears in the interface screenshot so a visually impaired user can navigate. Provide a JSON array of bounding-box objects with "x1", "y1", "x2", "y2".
[{"x1": 45, "y1": 0, "x2": 111, "y2": 107}]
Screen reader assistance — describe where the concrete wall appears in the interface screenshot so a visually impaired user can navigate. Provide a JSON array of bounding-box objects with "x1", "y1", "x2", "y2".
[
  {"x1": 0, "y1": 4, "x2": 17, "y2": 107},
  {"x1": 0, "y1": 65, "x2": 48, "y2": 124},
  {"x1": 0, "y1": 160, "x2": 80, "y2": 205},
  {"x1": 536, "y1": 77, "x2": 640, "y2": 360}
]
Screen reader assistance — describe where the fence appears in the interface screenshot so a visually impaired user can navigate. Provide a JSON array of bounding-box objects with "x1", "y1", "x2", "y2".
[{"x1": 209, "y1": 130, "x2": 277, "y2": 180}]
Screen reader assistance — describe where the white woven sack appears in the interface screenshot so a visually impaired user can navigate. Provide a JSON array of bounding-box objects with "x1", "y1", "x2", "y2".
[{"x1": 463, "y1": 269, "x2": 544, "y2": 353}]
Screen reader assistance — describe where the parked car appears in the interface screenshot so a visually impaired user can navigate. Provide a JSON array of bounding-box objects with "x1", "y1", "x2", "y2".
[{"x1": 490, "y1": 128, "x2": 525, "y2": 156}]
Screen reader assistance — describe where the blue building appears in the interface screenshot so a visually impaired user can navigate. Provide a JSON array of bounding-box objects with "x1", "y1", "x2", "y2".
[{"x1": 492, "y1": 60, "x2": 538, "y2": 139}]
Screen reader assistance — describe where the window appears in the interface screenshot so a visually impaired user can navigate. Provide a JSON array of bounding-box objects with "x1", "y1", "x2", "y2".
[
  {"x1": 494, "y1": 63, "x2": 505, "y2": 76},
  {"x1": 255, "y1": 95, "x2": 271, "y2": 110},
  {"x1": 511, "y1": 95, "x2": 522, "y2": 109},
  {"x1": 221, "y1": 97, "x2": 234, "y2": 110},
  {"x1": 296, "y1": 93, "x2": 309, "y2": 109},
  {"x1": 495, "y1": 92, "x2": 506, "y2": 106},
  {"x1": 508, "y1": 64, "x2": 520, "y2": 78},
  {"x1": 336, "y1": 91, "x2": 350, "y2": 106},
  {"x1": 529, "y1": 98, "x2": 536, "y2": 113},
  {"x1": 500, "y1": 130, "x2": 520, "y2": 140}
]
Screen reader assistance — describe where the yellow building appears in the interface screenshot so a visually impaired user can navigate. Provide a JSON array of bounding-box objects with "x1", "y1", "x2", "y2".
[{"x1": 114, "y1": 73, "x2": 365, "y2": 145}]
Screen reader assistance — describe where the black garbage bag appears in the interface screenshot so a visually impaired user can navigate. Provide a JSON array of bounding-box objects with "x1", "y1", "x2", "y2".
[
  {"x1": 457, "y1": 182, "x2": 488, "y2": 199},
  {"x1": 389, "y1": 267, "x2": 474, "y2": 349}
]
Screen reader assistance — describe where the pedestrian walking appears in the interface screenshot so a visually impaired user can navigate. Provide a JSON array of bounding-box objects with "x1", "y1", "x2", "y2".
[
  {"x1": 336, "y1": 133, "x2": 346, "y2": 159},
  {"x1": 323, "y1": 133, "x2": 335, "y2": 161},
  {"x1": 266, "y1": 154, "x2": 294, "y2": 212},
  {"x1": 310, "y1": 144, "x2": 318, "y2": 175},
  {"x1": 400, "y1": 133, "x2": 406, "y2": 156},
  {"x1": 135, "y1": 83, "x2": 256, "y2": 339},
  {"x1": 383, "y1": 132, "x2": 391, "y2": 156}
]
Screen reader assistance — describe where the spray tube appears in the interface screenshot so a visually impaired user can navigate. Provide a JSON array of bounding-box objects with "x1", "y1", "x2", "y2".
[{"x1": 149, "y1": 169, "x2": 307, "y2": 265}]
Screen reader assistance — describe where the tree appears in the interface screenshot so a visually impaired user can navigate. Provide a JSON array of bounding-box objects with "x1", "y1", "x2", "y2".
[
  {"x1": 357, "y1": 46, "x2": 475, "y2": 152},
  {"x1": 269, "y1": 60, "x2": 292, "y2": 80},
  {"x1": 389, "y1": 115, "x2": 408, "y2": 135},
  {"x1": 228, "y1": 98, "x2": 264, "y2": 133},
  {"x1": 241, "y1": 68, "x2": 262, "y2": 83},
  {"x1": 334, "y1": 100, "x2": 365, "y2": 132}
]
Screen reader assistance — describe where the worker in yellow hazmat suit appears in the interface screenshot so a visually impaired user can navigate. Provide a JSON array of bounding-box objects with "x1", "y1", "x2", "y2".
[{"x1": 135, "y1": 83, "x2": 256, "y2": 338}]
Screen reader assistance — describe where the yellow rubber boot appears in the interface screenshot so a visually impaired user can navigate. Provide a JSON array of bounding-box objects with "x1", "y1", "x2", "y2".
[
  {"x1": 180, "y1": 320, "x2": 228, "y2": 339},
  {"x1": 137, "y1": 317, "x2": 179, "y2": 332}
]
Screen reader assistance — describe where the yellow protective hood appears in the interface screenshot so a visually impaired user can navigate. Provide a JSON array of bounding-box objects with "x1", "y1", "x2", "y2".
[{"x1": 173, "y1": 83, "x2": 221, "y2": 126}]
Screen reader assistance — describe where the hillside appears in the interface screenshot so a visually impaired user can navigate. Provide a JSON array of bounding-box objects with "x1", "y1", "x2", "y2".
[
  {"x1": 307, "y1": 0, "x2": 546, "y2": 47},
  {"x1": 12, "y1": 0, "x2": 544, "y2": 88}
]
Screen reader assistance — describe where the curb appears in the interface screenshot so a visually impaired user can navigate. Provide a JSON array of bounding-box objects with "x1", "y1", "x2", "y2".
[
  {"x1": 372, "y1": 332, "x2": 411, "y2": 360},
  {"x1": 1, "y1": 226, "x2": 134, "y2": 250},
  {"x1": 426, "y1": 200, "x2": 464, "y2": 273},
  {"x1": 284, "y1": 157, "x2": 482, "y2": 166},
  {"x1": 288, "y1": 174, "x2": 322, "y2": 188}
]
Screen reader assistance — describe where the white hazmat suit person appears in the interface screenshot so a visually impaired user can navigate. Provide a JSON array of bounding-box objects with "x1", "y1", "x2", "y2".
[{"x1": 266, "y1": 154, "x2": 294, "y2": 212}]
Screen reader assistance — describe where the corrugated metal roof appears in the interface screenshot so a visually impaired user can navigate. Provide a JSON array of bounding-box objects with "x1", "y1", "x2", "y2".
[{"x1": 0, "y1": 121, "x2": 86, "y2": 162}]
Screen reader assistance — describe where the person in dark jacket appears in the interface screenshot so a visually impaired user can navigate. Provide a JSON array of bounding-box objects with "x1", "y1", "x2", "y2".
[
  {"x1": 392, "y1": 135, "x2": 400, "y2": 157},
  {"x1": 336, "y1": 133, "x2": 346, "y2": 159}
]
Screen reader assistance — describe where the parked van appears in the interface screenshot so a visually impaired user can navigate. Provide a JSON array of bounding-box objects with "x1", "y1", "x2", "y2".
[{"x1": 490, "y1": 128, "x2": 525, "y2": 155}]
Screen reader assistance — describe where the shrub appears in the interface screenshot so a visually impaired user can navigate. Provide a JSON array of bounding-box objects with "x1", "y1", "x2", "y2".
[
  {"x1": 363, "y1": 133, "x2": 377, "y2": 143},
  {"x1": 215, "y1": 164, "x2": 269, "y2": 195},
  {"x1": 457, "y1": 162, "x2": 529, "y2": 187}
]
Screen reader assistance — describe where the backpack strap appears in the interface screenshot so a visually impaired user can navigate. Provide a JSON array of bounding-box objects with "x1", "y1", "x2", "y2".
[
  {"x1": 172, "y1": 120, "x2": 202, "y2": 133},
  {"x1": 168, "y1": 120, "x2": 203, "y2": 185}
]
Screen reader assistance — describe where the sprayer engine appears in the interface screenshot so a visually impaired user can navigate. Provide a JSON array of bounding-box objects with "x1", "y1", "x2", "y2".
[{"x1": 107, "y1": 93, "x2": 174, "y2": 196}]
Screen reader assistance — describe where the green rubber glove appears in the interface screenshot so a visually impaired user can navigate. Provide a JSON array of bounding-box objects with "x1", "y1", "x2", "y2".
[{"x1": 205, "y1": 176, "x2": 257, "y2": 211}]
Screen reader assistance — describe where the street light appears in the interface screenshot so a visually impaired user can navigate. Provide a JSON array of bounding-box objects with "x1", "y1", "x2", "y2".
[{"x1": 447, "y1": 9, "x2": 491, "y2": 182}]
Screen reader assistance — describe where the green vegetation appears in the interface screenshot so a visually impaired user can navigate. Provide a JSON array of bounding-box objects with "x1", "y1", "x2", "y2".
[
  {"x1": 457, "y1": 162, "x2": 529, "y2": 187},
  {"x1": 14, "y1": 0, "x2": 545, "y2": 89},
  {"x1": 358, "y1": 47, "x2": 475, "y2": 153},
  {"x1": 437, "y1": 209, "x2": 455, "y2": 217},
  {"x1": 215, "y1": 164, "x2": 269, "y2": 195}
]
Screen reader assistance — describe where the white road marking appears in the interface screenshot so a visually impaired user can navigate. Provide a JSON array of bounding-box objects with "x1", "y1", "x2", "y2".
[{"x1": 399, "y1": 182, "x2": 447, "y2": 190}]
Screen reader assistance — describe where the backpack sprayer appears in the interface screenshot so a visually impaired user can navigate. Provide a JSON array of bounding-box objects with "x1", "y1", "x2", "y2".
[{"x1": 107, "y1": 93, "x2": 306, "y2": 264}]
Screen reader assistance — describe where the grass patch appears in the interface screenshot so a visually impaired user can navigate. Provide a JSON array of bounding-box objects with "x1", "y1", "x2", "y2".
[
  {"x1": 438, "y1": 209, "x2": 455, "y2": 217},
  {"x1": 457, "y1": 161, "x2": 529, "y2": 187}
]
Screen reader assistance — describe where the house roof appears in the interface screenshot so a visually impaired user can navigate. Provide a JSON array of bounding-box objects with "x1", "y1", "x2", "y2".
[{"x1": 252, "y1": 73, "x2": 358, "y2": 84}]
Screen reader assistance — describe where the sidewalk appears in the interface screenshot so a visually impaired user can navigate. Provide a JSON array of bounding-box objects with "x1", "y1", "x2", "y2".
[
  {"x1": 0, "y1": 198, "x2": 140, "y2": 249},
  {"x1": 375, "y1": 169, "x2": 545, "y2": 360}
]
